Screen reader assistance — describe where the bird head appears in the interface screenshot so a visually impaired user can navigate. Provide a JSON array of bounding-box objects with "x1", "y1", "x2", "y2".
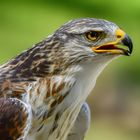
[
  {"x1": 53, "y1": 18, "x2": 133, "y2": 68},
  {"x1": 3, "y1": 18, "x2": 133, "y2": 81}
]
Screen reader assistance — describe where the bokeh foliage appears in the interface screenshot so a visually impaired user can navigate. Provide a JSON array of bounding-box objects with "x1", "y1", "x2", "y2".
[{"x1": 0, "y1": 0, "x2": 140, "y2": 140}]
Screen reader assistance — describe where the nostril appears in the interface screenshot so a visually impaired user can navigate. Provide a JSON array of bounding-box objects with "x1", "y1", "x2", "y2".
[
  {"x1": 116, "y1": 29, "x2": 125, "y2": 39},
  {"x1": 117, "y1": 35, "x2": 122, "y2": 38}
]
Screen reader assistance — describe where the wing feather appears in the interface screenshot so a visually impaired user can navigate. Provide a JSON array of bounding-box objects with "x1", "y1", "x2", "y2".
[{"x1": 0, "y1": 98, "x2": 31, "y2": 140}]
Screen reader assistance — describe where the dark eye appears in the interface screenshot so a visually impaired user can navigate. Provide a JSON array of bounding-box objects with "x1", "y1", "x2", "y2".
[{"x1": 85, "y1": 31, "x2": 102, "y2": 41}]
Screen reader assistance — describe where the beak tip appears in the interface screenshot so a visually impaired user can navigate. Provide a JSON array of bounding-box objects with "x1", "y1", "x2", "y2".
[{"x1": 122, "y1": 35, "x2": 133, "y2": 55}]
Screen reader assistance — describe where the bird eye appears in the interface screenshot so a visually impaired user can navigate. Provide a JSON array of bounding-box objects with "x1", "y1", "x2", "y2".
[{"x1": 85, "y1": 31, "x2": 102, "y2": 41}]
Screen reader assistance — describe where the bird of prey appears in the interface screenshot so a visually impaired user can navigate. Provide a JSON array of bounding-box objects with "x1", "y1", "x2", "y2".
[{"x1": 0, "y1": 18, "x2": 133, "y2": 140}]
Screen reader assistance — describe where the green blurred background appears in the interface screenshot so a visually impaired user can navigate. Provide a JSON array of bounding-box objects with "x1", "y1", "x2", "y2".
[{"x1": 0, "y1": 0, "x2": 140, "y2": 139}]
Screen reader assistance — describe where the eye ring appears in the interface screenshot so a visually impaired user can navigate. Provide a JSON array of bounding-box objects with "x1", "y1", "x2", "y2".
[{"x1": 85, "y1": 31, "x2": 102, "y2": 41}]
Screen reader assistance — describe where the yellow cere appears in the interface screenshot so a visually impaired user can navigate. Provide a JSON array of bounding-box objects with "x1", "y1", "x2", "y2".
[{"x1": 115, "y1": 29, "x2": 125, "y2": 40}]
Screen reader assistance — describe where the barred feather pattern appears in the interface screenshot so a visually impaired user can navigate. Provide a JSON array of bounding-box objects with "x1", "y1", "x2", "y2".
[
  {"x1": 0, "y1": 29, "x2": 91, "y2": 139},
  {"x1": 0, "y1": 18, "x2": 121, "y2": 140}
]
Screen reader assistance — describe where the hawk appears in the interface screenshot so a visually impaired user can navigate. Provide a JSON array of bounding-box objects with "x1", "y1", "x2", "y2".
[{"x1": 0, "y1": 18, "x2": 133, "y2": 140}]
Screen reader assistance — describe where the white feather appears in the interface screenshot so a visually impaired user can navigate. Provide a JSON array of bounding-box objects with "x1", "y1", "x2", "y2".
[{"x1": 47, "y1": 55, "x2": 118, "y2": 140}]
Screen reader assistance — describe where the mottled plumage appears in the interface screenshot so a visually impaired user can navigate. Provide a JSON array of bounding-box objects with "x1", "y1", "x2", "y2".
[
  {"x1": 0, "y1": 97, "x2": 31, "y2": 140},
  {"x1": 0, "y1": 18, "x2": 133, "y2": 140}
]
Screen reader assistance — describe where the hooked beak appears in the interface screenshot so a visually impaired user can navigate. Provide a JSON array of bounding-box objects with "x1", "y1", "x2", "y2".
[{"x1": 92, "y1": 29, "x2": 133, "y2": 56}]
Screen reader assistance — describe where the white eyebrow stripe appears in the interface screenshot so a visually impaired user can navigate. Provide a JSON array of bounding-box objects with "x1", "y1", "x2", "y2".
[{"x1": 67, "y1": 27, "x2": 104, "y2": 34}]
